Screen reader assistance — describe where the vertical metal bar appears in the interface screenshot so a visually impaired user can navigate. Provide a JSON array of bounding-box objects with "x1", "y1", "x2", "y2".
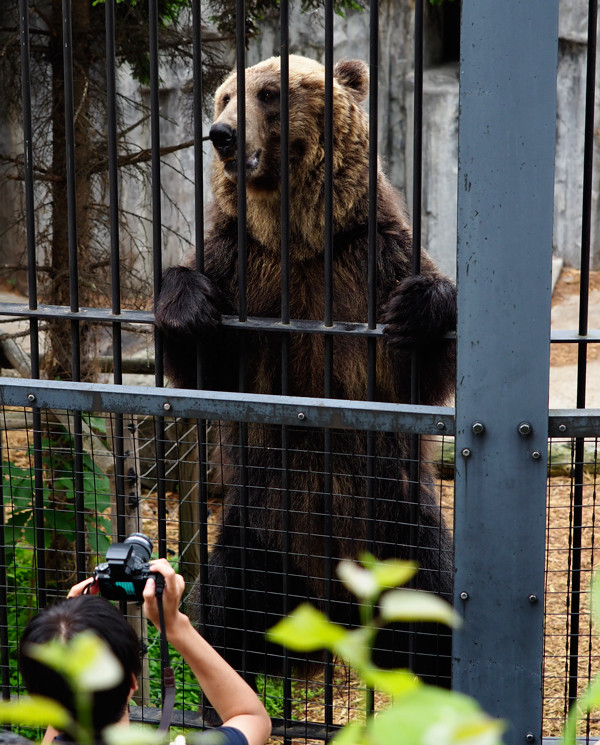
[
  {"x1": 567, "y1": 0, "x2": 598, "y2": 707},
  {"x1": 279, "y1": 4, "x2": 292, "y2": 737},
  {"x1": 365, "y1": 0, "x2": 379, "y2": 716},
  {"x1": 409, "y1": 0, "x2": 424, "y2": 503},
  {"x1": 20, "y1": 0, "x2": 37, "y2": 322},
  {"x1": 149, "y1": 0, "x2": 167, "y2": 558},
  {"x1": 193, "y1": 0, "x2": 204, "y2": 275},
  {"x1": 323, "y1": 0, "x2": 334, "y2": 734},
  {"x1": 62, "y1": 0, "x2": 79, "y2": 319},
  {"x1": 62, "y1": 0, "x2": 86, "y2": 579},
  {"x1": 106, "y1": 0, "x2": 120, "y2": 324},
  {"x1": 105, "y1": 0, "x2": 126, "y2": 542},
  {"x1": 0, "y1": 416, "x2": 7, "y2": 700},
  {"x1": 411, "y1": 0, "x2": 423, "y2": 278},
  {"x1": 19, "y1": 0, "x2": 46, "y2": 605},
  {"x1": 191, "y1": 0, "x2": 209, "y2": 638},
  {"x1": 237, "y1": 0, "x2": 247, "y2": 325},
  {"x1": 235, "y1": 0, "x2": 249, "y2": 680},
  {"x1": 454, "y1": 1, "x2": 558, "y2": 740},
  {"x1": 281, "y1": 15, "x2": 290, "y2": 331},
  {"x1": 407, "y1": 0, "x2": 424, "y2": 678}
]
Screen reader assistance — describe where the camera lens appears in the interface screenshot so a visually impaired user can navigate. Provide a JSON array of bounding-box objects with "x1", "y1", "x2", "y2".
[{"x1": 124, "y1": 532, "x2": 153, "y2": 562}]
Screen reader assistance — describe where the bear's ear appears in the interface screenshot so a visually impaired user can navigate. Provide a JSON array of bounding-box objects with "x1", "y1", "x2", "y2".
[{"x1": 333, "y1": 59, "x2": 369, "y2": 102}]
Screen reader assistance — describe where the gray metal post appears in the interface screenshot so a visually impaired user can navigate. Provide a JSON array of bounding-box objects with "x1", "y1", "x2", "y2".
[{"x1": 453, "y1": 1, "x2": 559, "y2": 743}]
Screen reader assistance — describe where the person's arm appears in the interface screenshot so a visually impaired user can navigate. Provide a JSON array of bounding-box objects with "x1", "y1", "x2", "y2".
[{"x1": 142, "y1": 559, "x2": 271, "y2": 745}]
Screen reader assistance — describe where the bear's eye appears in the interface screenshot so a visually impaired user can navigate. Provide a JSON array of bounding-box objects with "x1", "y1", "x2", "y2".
[
  {"x1": 258, "y1": 88, "x2": 279, "y2": 103},
  {"x1": 221, "y1": 94, "x2": 230, "y2": 107}
]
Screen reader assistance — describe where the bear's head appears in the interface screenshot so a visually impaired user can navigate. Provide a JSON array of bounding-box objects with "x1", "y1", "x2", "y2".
[{"x1": 209, "y1": 55, "x2": 372, "y2": 234}]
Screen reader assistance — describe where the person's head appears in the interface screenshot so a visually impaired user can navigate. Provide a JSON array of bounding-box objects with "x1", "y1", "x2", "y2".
[{"x1": 19, "y1": 595, "x2": 141, "y2": 735}]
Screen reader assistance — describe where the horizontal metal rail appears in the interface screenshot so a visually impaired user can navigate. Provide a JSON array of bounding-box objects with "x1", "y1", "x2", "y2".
[
  {"x1": 551, "y1": 329, "x2": 600, "y2": 343},
  {"x1": 0, "y1": 377, "x2": 456, "y2": 435},
  {"x1": 2, "y1": 302, "x2": 599, "y2": 344},
  {"x1": 0, "y1": 379, "x2": 598, "y2": 437},
  {"x1": 129, "y1": 707, "x2": 340, "y2": 740},
  {"x1": 548, "y1": 409, "x2": 600, "y2": 437},
  {"x1": 0, "y1": 303, "x2": 409, "y2": 338}
]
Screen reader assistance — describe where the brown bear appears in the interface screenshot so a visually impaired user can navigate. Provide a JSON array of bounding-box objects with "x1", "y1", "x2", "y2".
[{"x1": 155, "y1": 55, "x2": 456, "y2": 695}]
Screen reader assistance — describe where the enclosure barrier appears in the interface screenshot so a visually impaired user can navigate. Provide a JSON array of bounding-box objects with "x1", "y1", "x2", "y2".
[{"x1": 0, "y1": 1, "x2": 598, "y2": 744}]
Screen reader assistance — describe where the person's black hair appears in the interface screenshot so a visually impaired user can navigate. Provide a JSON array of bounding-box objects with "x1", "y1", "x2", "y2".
[{"x1": 19, "y1": 595, "x2": 141, "y2": 735}]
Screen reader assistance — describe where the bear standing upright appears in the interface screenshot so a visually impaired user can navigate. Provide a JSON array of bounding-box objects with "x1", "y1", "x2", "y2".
[{"x1": 155, "y1": 55, "x2": 456, "y2": 691}]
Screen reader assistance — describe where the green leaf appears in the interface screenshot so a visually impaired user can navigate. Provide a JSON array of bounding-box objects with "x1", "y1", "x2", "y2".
[
  {"x1": 81, "y1": 413, "x2": 108, "y2": 436},
  {"x1": 580, "y1": 673, "x2": 600, "y2": 711},
  {"x1": 103, "y1": 723, "x2": 165, "y2": 745},
  {"x1": 25, "y1": 631, "x2": 124, "y2": 692},
  {"x1": 337, "y1": 560, "x2": 379, "y2": 599},
  {"x1": 83, "y1": 473, "x2": 111, "y2": 511},
  {"x1": 360, "y1": 554, "x2": 418, "y2": 591},
  {"x1": 330, "y1": 720, "x2": 365, "y2": 745},
  {"x1": 53, "y1": 478, "x2": 75, "y2": 497},
  {"x1": 50, "y1": 510, "x2": 76, "y2": 540},
  {"x1": 337, "y1": 556, "x2": 419, "y2": 600},
  {"x1": 367, "y1": 687, "x2": 505, "y2": 745},
  {"x1": 361, "y1": 667, "x2": 421, "y2": 697},
  {"x1": 563, "y1": 674, "x2": 600, "y2": 743},
  {"x1": 267, "y1": 603, "x2": 347, "y2": 652},
  {"x1": 5, "y1": 508, "x2": 33, "y2": 529},
  {"x1": 332, "y1": 627, "x2": 372, "y2": 670},
  {"x1": 380, "y1": 589, "x2": 463, "y2": 628},
  {"x1": 87, "y1": 522, "x2": 112, "y2": 555},
  {"x1": 0, "y1": 696, "x2": 72, "y2": 730}
]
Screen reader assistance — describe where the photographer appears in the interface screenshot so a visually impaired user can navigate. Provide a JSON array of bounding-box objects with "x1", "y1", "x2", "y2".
[{"x1": 19, "y1": 559, "x2": 272, "y2": 745}]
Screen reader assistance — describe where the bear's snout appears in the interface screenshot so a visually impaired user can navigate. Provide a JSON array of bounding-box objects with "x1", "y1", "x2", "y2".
[{"x1": 210, "y1": 122, "x2": 236, "y2": 158}]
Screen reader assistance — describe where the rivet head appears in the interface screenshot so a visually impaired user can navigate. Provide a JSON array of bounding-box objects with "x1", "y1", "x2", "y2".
[
  {"x1": 27, "y1": 393, "x2": 36, "y2": 402},
  {"x1": 460, "y1": 591, "x2": 469, "y2": 601},
  {"x1": 471, "y1": 421, "x2": 485, "y2": 435},
  {"x1": 531, "y1": 450, "x2": 542, "y2": 460},
  {"x1": 163, "y1": 402, "x2": 172, "y2": 411},
  {"x1": 436, "y1": 421, "x2": 445, "y2": 431},
  {"x1": 558, "y1": 424, "x2": 567, "y2": 433},
  {"x1": 525, "y1": 734, "x2": 535, "y2": 743},
  {"x1": 461, "y1": 448, "x2": 471, "y2": 458},
  {"x1": 297, "y1": 412, "x2": 306, "y2": 421},
  {"x1": 528, "y1": 594, "x2": 538, "y2": 604},
  {"x1": 518, "y1": 422, "x2": 532, "y2": 436}
]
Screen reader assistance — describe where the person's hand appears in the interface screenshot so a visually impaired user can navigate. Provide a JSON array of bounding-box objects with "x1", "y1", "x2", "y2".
[
  {"x1": 142, "y1": 558, "x2": 188, "y2": 638},
  {"x1": 67, "y1": 577, "x2": 99, "y2": 598}
]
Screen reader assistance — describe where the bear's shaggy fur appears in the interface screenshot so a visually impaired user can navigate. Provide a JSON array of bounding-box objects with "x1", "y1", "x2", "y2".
[{"x1": 155, "y1": 55, "x2": 456, "y2": 691}]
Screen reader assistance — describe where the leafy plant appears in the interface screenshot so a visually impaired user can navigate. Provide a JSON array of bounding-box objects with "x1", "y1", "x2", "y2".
[
  {"x1": 2, "y1": 424, "x2": 112, "y2": 560},
  {"x1": 268, "y1": 554, "x2": 506, "y2": 745},
  {"x1": 255, "y1": 675, "x2": 285, "y2": 719},
  {"x1": 563, "y1": 573, "x2": 600, "y2": 743},
  {"x1": 146, "y1": 624, "x2": 201, "y2": 710}
]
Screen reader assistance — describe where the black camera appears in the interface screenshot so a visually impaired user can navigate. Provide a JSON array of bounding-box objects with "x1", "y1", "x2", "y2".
[{"x1": 94, "y1": 532, "x2": 160, "y2": 602}]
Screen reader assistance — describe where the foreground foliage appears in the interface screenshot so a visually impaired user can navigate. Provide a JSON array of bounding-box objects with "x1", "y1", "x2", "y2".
[{"x1": 268, "y1": 554, "x2": 505, "y2": 745}]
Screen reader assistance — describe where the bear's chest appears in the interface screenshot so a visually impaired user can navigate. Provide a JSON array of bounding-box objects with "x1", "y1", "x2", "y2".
[{"x1": 242, "y1": 255, "x2": 368, "y2": 324}]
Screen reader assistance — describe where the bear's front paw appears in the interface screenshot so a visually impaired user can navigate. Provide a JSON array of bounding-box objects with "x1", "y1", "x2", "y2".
[
  {"x1": 155, "y1": 266, "x2": 223, "y2": 338},
  {"x1": 382, "y1": 275, "x2": 457, "y2": 351}
]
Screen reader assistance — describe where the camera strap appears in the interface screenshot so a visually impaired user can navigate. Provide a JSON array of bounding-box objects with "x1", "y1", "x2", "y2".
[{"x1": 155, "y1": 578, "x2": 176, "y2": 733}]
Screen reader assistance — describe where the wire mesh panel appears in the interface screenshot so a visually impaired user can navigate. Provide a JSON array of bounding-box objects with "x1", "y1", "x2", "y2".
[
  {"x1": 544, "y1": 437, "x2": 600, "y2": 740},
  {"x1": 0, "y1": 402, "x2": 455, "y2": 733}
]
